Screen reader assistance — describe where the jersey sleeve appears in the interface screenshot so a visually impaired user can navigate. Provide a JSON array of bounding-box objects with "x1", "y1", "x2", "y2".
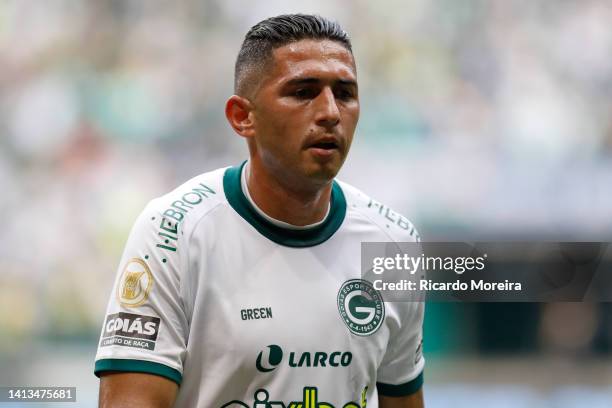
[
  {"x1": 376, "y1": 284, "x2": 425, "y2": 396},
  {"x1": 94, "y1": 202, "x2": 188, "y2": 385}
]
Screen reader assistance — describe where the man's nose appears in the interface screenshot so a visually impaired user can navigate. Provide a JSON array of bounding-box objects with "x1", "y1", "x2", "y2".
[{"x1": 314, "y1": 87, "x2": 340, "y2": 129}]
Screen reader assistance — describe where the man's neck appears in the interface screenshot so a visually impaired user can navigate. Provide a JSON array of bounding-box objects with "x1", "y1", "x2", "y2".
[{"x1": 245, "y1": 160, "x2": 332, "y2": 227}]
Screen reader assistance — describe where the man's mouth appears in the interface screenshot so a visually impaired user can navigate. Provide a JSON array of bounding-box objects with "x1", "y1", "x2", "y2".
[
  {"x1": 306, "y1": 138, "x2": 341, "y2": 160},
  {"x1": 306, "y1": 136, "x2": 341, "y2": 151},
  {"x1": 310, "y1": 141, "x2": 339, "y2": 150}
]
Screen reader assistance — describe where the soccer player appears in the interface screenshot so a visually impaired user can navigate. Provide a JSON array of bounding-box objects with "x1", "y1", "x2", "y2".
[{"x1": 95, "y1": 14, "x2": 424, "y2": 408}]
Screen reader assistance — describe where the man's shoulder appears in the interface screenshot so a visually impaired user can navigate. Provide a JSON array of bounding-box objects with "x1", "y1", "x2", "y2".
[
  {"x1": 337, "y1": 179, "x2": 420, "y2": 242},
  {"x1": 145, "y1": 166, "x2": 229, "y2": 228},
  {"x1": 120, "y1": 166, "x2": 230, "y2": 264}
]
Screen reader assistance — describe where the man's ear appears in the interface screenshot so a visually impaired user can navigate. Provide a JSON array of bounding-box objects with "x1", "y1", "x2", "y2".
[{"x1": 225, "y1": 95, "x2": 255, "y2": 138}]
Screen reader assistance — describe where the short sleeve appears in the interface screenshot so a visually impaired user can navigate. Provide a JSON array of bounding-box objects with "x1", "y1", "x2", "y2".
[
  {"x1": 94, "y1": 202, "x2": 188, "y2": 385},
  {"x1": 376, "y1": 301, "x2": 425, "y2": 397}
]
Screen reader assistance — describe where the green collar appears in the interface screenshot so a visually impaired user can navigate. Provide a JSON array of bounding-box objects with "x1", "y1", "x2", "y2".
[{"x1": 223, "y1": 162, "x2": 347, "y2": 248}]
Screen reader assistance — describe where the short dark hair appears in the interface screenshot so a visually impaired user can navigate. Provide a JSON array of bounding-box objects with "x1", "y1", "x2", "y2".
[{"x1": 234, "y1": 14, "x2": 352, "y2": 96}]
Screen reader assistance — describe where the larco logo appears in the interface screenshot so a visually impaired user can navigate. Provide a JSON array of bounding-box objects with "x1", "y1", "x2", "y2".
[
  {"x1": 255, "y1": 345, "x2": 352, "y2": 373},
  {"x1": 256, "y1": 345, "x2": 283, "y2": 372}
]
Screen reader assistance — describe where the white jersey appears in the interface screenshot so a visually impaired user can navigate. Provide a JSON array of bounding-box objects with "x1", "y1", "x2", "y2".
[{"x1": 95, "y1": 162, "x2": 424, "y2": 408}]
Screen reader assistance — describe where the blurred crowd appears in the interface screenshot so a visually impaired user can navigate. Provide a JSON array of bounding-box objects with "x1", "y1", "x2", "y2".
[{"x1": 1, "y1": 0, "x2": 612, "y2": 362}]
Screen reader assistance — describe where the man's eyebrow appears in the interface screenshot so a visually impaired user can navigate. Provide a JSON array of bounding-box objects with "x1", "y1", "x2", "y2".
[
  {"x1": 338, "y1": 79, "x2": 358, "y2": 87},
  {"x1": 284, "y1": 77, "x2": 357, "y2": 87}
]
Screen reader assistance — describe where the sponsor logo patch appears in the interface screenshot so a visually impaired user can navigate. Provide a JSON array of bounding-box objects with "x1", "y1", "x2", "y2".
[
  {"x1": 255, "y1": 344, "x2": 352, "y2": 373},
  {"x1": 256, "y1": 345, "x2": 283, "y2": 372},
  {"x1": 337, "y1": 279, "x2": 385, "y2": 336},
  {"x1": 221, "y1": 386, "x2": 368, "y2": 408},
  {"x1": 117, "y1": 258, "x2": 153, "y2": 307},
  {"x1": 100, "y1": 312, "x2": 160, "y2": 350}
]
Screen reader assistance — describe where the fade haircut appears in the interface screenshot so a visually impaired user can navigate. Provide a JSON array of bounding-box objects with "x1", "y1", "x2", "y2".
[{"x1": 234, "y1": 14, "x2": 353, "y2": 97}]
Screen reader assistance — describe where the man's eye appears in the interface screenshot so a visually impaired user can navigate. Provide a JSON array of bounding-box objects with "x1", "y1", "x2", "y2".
[
  {"x1": 294, "y1": 88, "x2": 315, "y2": 99},
  {"x1": 335, "y1": 89, "x2": 355, "y2": 100}
]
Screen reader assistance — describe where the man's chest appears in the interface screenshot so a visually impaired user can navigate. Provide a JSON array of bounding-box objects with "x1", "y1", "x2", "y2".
[{"x1": 183, "y1": 228, "x2": 390, "y2": 384}]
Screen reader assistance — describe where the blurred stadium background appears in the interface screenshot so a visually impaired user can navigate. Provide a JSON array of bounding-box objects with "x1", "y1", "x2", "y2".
[{"x1": 1, "y1": 0, "x2": 612, "y2": 406}]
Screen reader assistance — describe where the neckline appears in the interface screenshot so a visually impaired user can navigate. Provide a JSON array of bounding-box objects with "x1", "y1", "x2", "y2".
[
  {"x1": 223, "y1": 162, "x2": 347, "y2": 248},
  {"x1": 240, "y1": 161, "x2": 330, "y2": 230}
]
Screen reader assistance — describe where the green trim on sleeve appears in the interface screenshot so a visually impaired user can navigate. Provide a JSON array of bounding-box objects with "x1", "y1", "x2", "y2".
[
  {"x1": 94, "y1": 359, "x2": 182, "y2": 385},
  {"x1": 223, "y1": 161, "x2": 347, "y2": 248},
  {"x1": 377, "y1": 371, "x2": 424, "y2": 397}
]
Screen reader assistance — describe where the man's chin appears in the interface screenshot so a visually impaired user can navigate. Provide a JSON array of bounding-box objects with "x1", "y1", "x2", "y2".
[{"x1": 303, "y1": 161, "x2": 341, "y2": 184}]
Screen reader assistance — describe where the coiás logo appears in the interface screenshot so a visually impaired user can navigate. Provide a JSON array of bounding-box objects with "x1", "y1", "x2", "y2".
[
  {"x1": 100, "y1": 312, "x2": 160, "y2": 350},
  {"x1": 255, "y1": 345, "x2": 352, "y2": 373},
  {"x1": 337, "y1": 279, "x2": 384, "y2": 336},
  {"x1": 117, "y1": 258, "x2": 153, "y2": 307}
]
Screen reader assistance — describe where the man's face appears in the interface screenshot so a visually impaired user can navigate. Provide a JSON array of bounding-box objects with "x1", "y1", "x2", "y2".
[{"x1": 250, "y1": 39, "x2": 360, "y2": 187}]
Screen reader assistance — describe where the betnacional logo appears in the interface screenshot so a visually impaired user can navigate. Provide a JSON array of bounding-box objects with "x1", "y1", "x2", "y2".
[
  {"x1": 337, "y1": 279, "x2": 385, "y2": 336},
  {"x1": 117, "y1": 258, "x2": 153, "y2": 307}
]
